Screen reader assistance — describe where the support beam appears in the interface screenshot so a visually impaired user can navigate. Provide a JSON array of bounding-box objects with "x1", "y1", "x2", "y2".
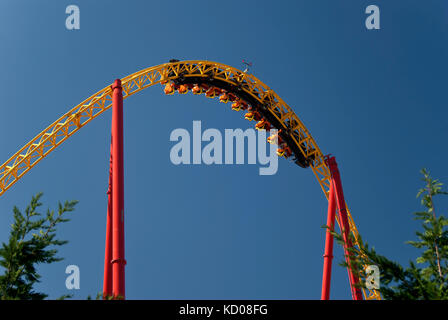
[
  {"x1": 321, "y1": 180, "x2": 336, "y2": 300},
  {"x1": 111, "y1": 79, "x2": 126, "y2": 299},
  {"x1": 325, "y1": 156, "x2": 363, "y2": 300},
  {"x1": 103, "y1": 141, "x2": 113, "y2": 298}
]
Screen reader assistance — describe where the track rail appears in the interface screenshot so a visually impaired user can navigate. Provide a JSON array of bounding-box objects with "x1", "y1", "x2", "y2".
[{"x1": 0, "y1": 60, "x2": 380, "y2": 300}]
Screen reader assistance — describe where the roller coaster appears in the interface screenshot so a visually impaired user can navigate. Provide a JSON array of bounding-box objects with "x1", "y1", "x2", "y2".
[{"x1": 0, "y1": 60, "x2": 381, "y2": 300}]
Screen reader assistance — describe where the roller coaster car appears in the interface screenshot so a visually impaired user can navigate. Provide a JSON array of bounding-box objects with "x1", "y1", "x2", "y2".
[
  {"x1": 277, "y1": 146, "x2": 292, "y2": 158},
  {"x1": 191, "y1": 83, "x2": 209, "y2": 95},
  {"x1": 192, "y1": 84, "x2": 202, "y2": 95},
  {"x1": 164, "y1": 83, "x2": 175, "y2": 95},
  {"x1": 165, "y1": 65, "x2": 315, "y2": 170},
  {"x1": 228, "y1": 93, "x2": 238, "y2": 102},
  {"x1": 232, "y1": 99, "x2": 249, "y2": 111},
  {"x1": 255, "y1": 119, "x2": 271, "y2": 131},
  {"x1": 231, "y1": 100, "x2": 242, "y2": 111},
  {"x1": 205, "y1": 87, "x2": 222, "y2": 98},
  {"x1": 267, "y1": 131, "x2": 283, "y2": 145},
  {"x1": 177, "y1": 84, "x2": 189, "y2": 94},
  {"x1": 244, "y1": 110, "x2": 262, "y2": 121},
  {"x1": 219, "y1": 92, "x2": 229, "y2": 103},
  {"x1": 205, "y1": 87, "x2": 215, "y2": 98}
]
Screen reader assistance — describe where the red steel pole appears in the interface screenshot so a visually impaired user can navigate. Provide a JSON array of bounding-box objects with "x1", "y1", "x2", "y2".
[
  {"x1": 103, "y1": 141, "x2": 113, "y2": 298},
  {"x1": 111, "y1": 79, "x2": 126, "y2": 299},
  {"x1": 326, "y1": 156, "x2": 363, "y2": 300},
  {"x1": 321, "y1": 180, "x2": 336, "y2": 300}
]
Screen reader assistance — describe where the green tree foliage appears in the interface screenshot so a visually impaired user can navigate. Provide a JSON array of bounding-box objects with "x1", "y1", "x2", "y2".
[
  {"x1": 0, "y1": 193, "x2": 78, "y2": 300},
  {"x1": 328, "y1": 169, "x2": 448, "y2": 299},
  {"x1": 86, "y1": 292, "x2": 123, "y2": 300}
]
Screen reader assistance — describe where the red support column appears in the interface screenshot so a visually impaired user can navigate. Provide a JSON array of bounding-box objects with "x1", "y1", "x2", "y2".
[
  {"x1": 111, "y1": 79, "x2": 126, "y2": 299},
  {"x1": 103, "y1": 141, "x2": 113, "y2": 298},
  {"x1": 321, "y1": 180, "x2": 336, "y2": 300},
  {"x1": 326, "y1": 156, "x2": 363, "y2": 300}
]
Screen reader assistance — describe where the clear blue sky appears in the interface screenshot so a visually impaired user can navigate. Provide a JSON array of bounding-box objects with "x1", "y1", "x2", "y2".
[{"x1": 0, "y1": 0, "x2": 447, "y2": 299}]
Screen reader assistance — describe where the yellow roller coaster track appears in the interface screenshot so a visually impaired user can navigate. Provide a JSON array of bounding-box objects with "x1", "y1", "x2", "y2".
[{"x1": 0, "y1": 60, "x2": 380, "y2": 300}]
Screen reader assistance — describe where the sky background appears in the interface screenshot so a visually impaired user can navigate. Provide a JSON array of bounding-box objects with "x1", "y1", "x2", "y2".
[{"x1": 0, "y1": 0, "x2": 447, "y2": 300}]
